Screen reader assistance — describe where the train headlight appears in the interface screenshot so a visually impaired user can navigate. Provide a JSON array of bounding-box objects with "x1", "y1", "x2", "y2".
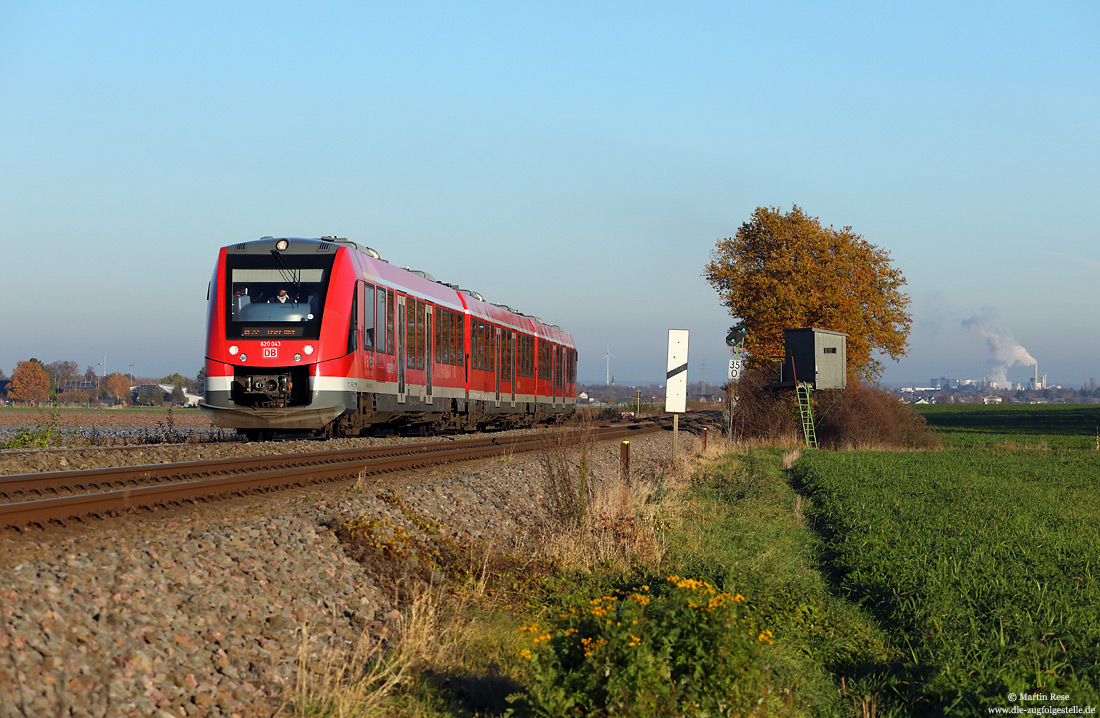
[
  {"x1": 304, "y1": 345, "x2": 314, "y2": 355},
  {"x1": 239, "y1": 354, "x2": 247, "y2": 362},
  {"x1": 229, "y1": 345, "x2": 239, "y2": 355},
  {"x1": 275, "y1": 238, "x2": 289, "y2": 251},
  {"x1": 294, "y1": 353, "x2": 302, "y2": 362}
]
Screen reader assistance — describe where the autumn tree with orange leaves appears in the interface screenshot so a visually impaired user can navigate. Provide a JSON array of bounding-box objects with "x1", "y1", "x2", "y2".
[
  {"x1": 705, "y1": 205, "x2": 911, "y2": 381},
  {"x1": 105, "y1": 373, "x2": 133, "y2": 404},
  {"x1": 8, "y1": 360, "x2": 51, "y2": 404}
]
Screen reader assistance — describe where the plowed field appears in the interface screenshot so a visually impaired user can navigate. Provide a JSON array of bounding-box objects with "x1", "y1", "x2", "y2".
[{"x1": 0, "y1": 407, "x2": 228, "y2": 445}]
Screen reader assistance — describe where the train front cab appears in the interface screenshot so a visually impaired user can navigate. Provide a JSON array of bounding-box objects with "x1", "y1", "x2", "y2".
[{"x1": 201, "y1": 239, "x2": 359, "y2": 434}]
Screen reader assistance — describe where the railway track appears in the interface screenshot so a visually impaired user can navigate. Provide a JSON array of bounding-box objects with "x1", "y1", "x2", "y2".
[{"x1": 1, "y1": 411, "x2": 719, "y2": 530}]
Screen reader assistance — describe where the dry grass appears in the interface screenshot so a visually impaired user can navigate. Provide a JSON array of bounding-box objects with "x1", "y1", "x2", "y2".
[
  {"x1": 290, "y1": 598, "x2": 421, "y2": 717},
  {"x1": 534, "y1": 423, "x2": 718, "y2": 573},
  {"x1": 290, "y1": 583, "x2": 483, "y2": 718}
]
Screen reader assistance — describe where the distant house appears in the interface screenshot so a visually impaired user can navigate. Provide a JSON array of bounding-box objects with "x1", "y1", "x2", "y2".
[
  {"x1": 133, "y1": 384, "x2": 171, "y2": 405},
  {"x1": 982, "y1": 396, "x2": 1004, "y2": 405},
  {"x1": 132, "y1": 383, "x2": 202, "y2": 406}
]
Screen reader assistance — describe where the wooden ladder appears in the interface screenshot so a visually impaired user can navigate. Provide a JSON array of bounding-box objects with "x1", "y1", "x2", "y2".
[{"x1": 796, "y1": 384, "x2": 817, "y2": 449}]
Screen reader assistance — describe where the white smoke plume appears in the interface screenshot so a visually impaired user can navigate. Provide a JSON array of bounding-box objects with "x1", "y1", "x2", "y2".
[{"x1": 962, "y1": 311, "x2": 1037, "y2": 388}]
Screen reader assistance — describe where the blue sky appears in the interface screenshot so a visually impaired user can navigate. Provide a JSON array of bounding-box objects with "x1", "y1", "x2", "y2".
[{"x1": 2, "y1": 1, "x2": 1097, "y2": 388}]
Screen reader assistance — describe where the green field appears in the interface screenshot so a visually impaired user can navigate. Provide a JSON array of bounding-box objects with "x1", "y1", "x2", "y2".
[
  {"x1": 792, "y1": 404, "x2": 1100, "y2": 713},
  {"x1": 916, "y1": 403, "x2": 1100, "y2": 449}
]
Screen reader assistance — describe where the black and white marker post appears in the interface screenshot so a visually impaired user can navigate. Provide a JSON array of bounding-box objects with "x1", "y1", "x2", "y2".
[{"x1": 665, "y1": 329, "x2": 689, "y2": 463}]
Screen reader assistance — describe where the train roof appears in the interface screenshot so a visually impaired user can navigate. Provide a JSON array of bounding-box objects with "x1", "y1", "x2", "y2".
[{"x1": 231, "y1": 237, "x2": 575, "y2": 348}]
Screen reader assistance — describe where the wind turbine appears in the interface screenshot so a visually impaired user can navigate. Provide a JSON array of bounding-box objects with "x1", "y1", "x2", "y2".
[{"x1": 603, "y1": 343, "x2": 616, "y2": 386}]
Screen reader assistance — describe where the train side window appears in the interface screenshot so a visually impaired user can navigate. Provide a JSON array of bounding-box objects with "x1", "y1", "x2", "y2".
[
  {"x1": 440, "y1": 309, "x2": 448, "y2": 365},
  {"x1": 363, "y1": 283, "x2": 376, "y2": 351},
  {"x1": 505, "y1": 331, "x2": 513, "y2": 381},
  {"x1": 417, "y1": 300, "x2": 426, "y2": 370},
  {"x1": 480, "y1": 321, "x2": 487, "y2": 371},
  {"x1": 445, "y1": 311, "x2": 453, "y2": 365},
  {"x1": 375, "y1": 286, "x2": 386, "y2": 354},
  {"x1": 475, "y1": 321, "x2": 483, "y2": 370},
  {"x1": 449, "y1": 311, "x2": 457, "y2": 365},
  {"x1": 406, "y1": 300, "x2": 415, "y2": 370},
  {"x1": 458, "y1": 315, "x2": 465, "y2": 367},
  {"x1": 347, "y1": 284, "x2": 359, "y2": 356},
  {"x1": 490, "y1": 324, "x2": 496, "y2": 373},
  {"x1": 434, "y1": 307, "x2": 441, "y2": 364},
  {"x1": 412, "y1": 300, "x2": 419, "y2": 370},
  {"x1": 471, "y1": 320, "x2": 478, "y2": 370},
  {"x1": 386, "y1": 290, "x2": 395, "y2": 355},
  {"x1": 482, "y1": 321, "x2": 489, "y2": 371}
]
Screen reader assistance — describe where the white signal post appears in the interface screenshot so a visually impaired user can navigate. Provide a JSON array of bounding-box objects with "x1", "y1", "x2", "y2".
[{"x1": 665, "y1": 329, "x2": 689, "y2": 462}]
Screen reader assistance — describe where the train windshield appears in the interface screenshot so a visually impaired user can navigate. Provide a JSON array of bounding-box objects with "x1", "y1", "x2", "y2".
[{"x1": 224, "y1": 254, "x2": 336, "y2": 340}]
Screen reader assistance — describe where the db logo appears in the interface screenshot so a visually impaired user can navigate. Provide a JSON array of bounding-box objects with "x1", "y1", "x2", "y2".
[{"x1": 263, "y1": 347, "x2": 278, "y2": 358}]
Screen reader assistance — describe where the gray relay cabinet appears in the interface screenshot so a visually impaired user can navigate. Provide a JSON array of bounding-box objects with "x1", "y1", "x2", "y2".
[{"x1": 781, "y1": 328, "x2": 847, "y2": 390}]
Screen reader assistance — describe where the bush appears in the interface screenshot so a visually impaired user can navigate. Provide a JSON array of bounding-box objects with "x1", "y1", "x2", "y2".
[
  {"x1": 730, "y1": 369, "x2": 938, "y2": 449},
  {"x1": 728, "y1": 368, "x2": 802, "y2": 444},
  {"x1": 515, "y1": 577, "x2": 789, "y2": 717},
  {"x1": 815, "y1": 380, "x2": 939, "y2": 449}
]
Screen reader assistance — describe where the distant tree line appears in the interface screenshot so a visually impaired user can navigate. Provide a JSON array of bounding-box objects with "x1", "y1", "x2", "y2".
[{"x1": 2, "y1": 358, "x2": 206, "y2": 406}]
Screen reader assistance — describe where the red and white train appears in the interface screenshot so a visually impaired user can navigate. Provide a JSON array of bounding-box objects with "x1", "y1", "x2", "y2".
[{"x1": 201, "y1": 237, "x2": 578, "y2": 439}]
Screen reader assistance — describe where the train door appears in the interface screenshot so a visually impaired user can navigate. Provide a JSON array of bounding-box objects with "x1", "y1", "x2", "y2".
[
  {"x1": 553, "y1": 346, "x2": 562, "y2": 405},
  {"x1": 559, "y1": 346, "x2": 565, "y2": 401},
  {"x1": 463, "y1": 314, "x2": 470, "y2": 403},
  {"x1": 397, "y1": 295, "x2": 406, "y2": 404},
  {"x1": 425, "y1": 306, "x2": 433, "y2": 406},
  {"x1": 494, "y1": 326, "x2": 502, "y2": 407},
  {"x1": 510, "y1": 331, "x2": 517, "y2": 407}
]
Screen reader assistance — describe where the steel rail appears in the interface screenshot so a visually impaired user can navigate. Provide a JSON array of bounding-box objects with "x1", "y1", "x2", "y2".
[
  {"x1": 1, "y1": 412, "x2": 717, "y2": 529},
  {"x1": 0, "y1": 413, "x2": 692, "y2": 499}
]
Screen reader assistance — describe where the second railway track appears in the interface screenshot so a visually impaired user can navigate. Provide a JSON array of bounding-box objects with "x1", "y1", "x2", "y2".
[{"x1": 2, "y1": 412, "x2": 719, "y2": 530}]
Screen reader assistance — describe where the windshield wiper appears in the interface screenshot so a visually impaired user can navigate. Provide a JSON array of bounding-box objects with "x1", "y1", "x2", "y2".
[{"x1": 269, "y1": 250, "x2": 302, "y2": 301}]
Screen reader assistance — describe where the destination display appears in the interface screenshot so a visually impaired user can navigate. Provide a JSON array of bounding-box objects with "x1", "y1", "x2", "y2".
[{"x1": 241, "y1": 327, "x2": 304, "y2": 338}]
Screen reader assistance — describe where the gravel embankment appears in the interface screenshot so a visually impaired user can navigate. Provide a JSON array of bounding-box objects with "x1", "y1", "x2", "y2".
[{"x1": 0, "y1": 430, "x2": 680, "y2": 717}]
